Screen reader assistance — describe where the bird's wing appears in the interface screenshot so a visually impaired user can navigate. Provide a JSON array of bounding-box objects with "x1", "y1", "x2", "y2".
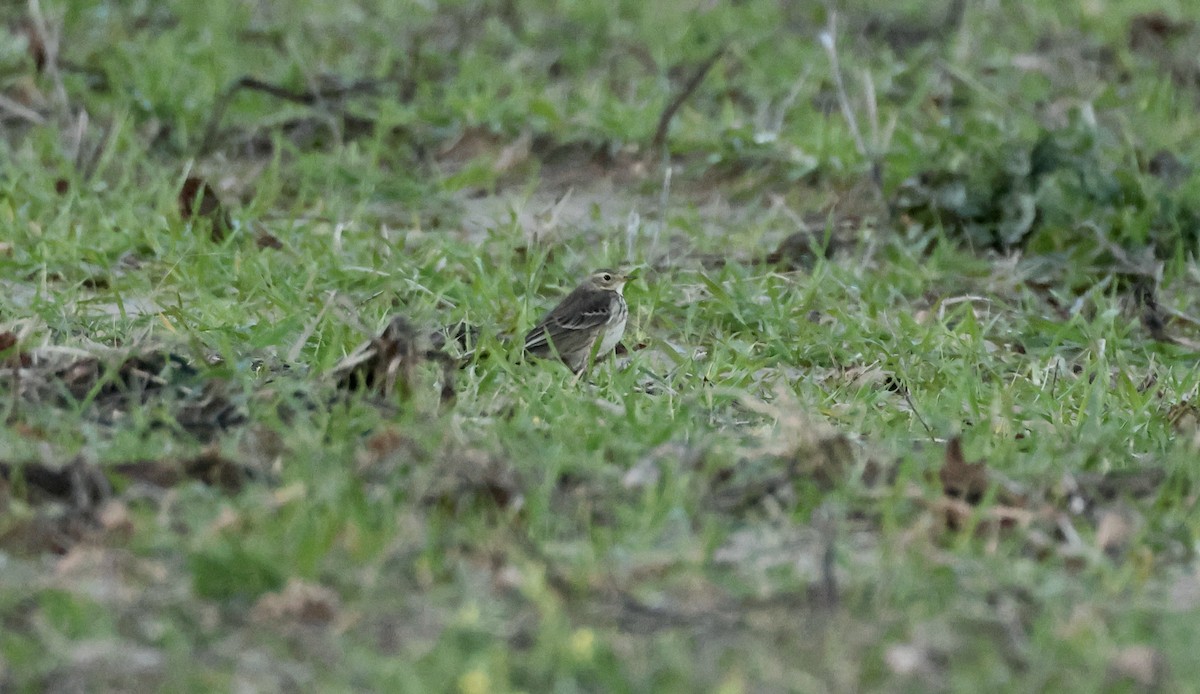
[{"x1": 524, "y1": 289, "x2": 613, "y2": 354}]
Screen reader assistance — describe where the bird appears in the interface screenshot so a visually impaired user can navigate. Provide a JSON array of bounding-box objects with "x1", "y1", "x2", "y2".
[{"x1": 523, "y1": 269, "x2": 630, "y2": 372}]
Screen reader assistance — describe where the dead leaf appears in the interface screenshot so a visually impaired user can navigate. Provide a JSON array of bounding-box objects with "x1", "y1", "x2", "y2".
[
  {"x1": 1146, "y1": 149, "x2": 1191, "y2": 185},
  {"x1": 0, "y1": 506, "x2": 96, "y2": 555},
  {"x1": 420, "y1": 448, "x2": 523, "y2": 513},
  {"x1": 762, "y1": 231, "x2": 834, "y2": 269},
  {"x1": 178, "y1": 176, "x2": 232, "y2": 242},
  {"x1": 1128, "y1": 12, "x2": 1193, "y2": 51},
  {"x1": 112, "y1": 448, "x2": 254, "y2": 494},
  {"x1": 930, "y1": 496, "x2": 1036, "y2": 536},
  {"x1": 1168, "y1": 569, "x2": 1200, "y2": 612},
  {"x1": 1133, "y1": 280, "x2": 1171, "y2": 343},
  {"x1": 884, "y1": 642, "x2": 944, "y2": 682},
  {"x1": 622, "y1": 454, "x2": 662, "y2": 491},
  {"x1": 46, "y1": 639, "x2": 166, "y2": 692},
  {"x1": 4, "y1": 345, "x2": 249, "y2": 441},
  {"x1": 333, "y1": 315, "x2": 456, "y2": 403},
  {"x1": 624, "y1": 442, "x2": 705, "y2": 491},
  {"x1": 436, "y1": 127, "x2": 505, "y2": 169},
  {"x1": 252, "y1": 578, "x2": 341, "y2": 625},
  {"x1": 939, "y1": 437, "x2": 989, "y2": 504},
  {"x1": 359, "y1": 428, "x2": 419, "y2": 463},
  {"x1": 0, "y1": 330, "x2": 30, "y2": 367},
  {"x1": 53, "y1": 546, "x2": 167, "y2": 600},
  {"x1": 1127, "y1": 12, "x2": 1200, "y2": 91},
  {"x1": 1166, "y1": 398, "x2": 1200, "y2": 434},
  {"x1": 19, "y1": 19, "x2": 47, "y2": 73},
  {"x1": 1095, "y1": 509, "x2": 1134, "y2": 559},
  {"x1": 1107, "y1": 645, "x2": 1167, "y2": 690},
  {"x1": 430, "y1": 320, "x2": 482, "y2": 355},
  {"x1": 492, "y1": 130, "x2": 532, "y2": 174},
  {"x1": 97, "y1": 500, "x2": 134, "y2": 541},
  {"x1": 255, "y1": 230, "x2": 283, "y2": 249},
  {"x1": 0, "y1": 458, "x2": 111, "y2": 507},
  {"x1": 1058, "y1": 468, "x2": 1167, "y2": 506},
  {"x1": 172, "y1": 379, "x2": 245, "y2": 440},
  {"x1": 0, "y1": 457, "x2": 113, "y2": 554}
]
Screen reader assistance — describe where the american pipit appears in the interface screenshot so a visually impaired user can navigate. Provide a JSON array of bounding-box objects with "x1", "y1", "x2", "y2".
[{"x1": 524, "y1": 269, "x2": 629, "y2": 372}]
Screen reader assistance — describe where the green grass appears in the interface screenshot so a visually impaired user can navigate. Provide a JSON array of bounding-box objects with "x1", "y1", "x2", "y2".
[{"x1": 2, "y1": 0, "x2": 1200, "y2": 691}]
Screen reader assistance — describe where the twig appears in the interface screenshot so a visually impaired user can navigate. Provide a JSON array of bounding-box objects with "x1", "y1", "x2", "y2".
[
  {"x1": 624, "y1": 209, "x2": 641, "y2": 262},
  {"x1": 651, "y1": 46, "x2": 725, "y2": 152},
  {"x1": 1133, "y1": 279, "x2": 1175, "y2": 344},
  {"x1": 819, "y1": 16, "x2": 867, "y2": 158},
  {"x1": 78, "y1": 114, "x2": 122, "y2": 183},
  {"x1": 863, "y1": 68, "x2": 879, "y2": 155},
  {"x1": 199, "y1": 76, "x2": 381, "y2": 153},
  {"x1": 946, "y1": 0, "x2": 968, "y2": 33},
  {"x1": 286, "y1": 290, "x2": 337, "y2": 363},
  {"x1": 819, "y1": 11, "x2": 889, "y2": 212},
  {"x1": 815, "y1": 506, "x2": 839, "y2": 607},
  {"x1": 1159, "y1": 303, "x2": 1200, "y2": 330},
  {"x1": 234, "y1": 76, "x2": 382, "y2": 107},
  {"x1": 901, "y1": 386, "x2": 935, "y2": 441},
  {"x1": 654, "y1": 157, "x2": 672, "y2": 261},
  {"x1": 27, "y1": 0, "x2": 67, "y2": 110},
  {"x1": 0, "y1": 93, "x2": 45, "y2": 125}
]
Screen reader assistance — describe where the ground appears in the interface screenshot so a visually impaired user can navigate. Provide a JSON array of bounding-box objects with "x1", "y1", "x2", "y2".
[{"x1": 1, "y1": 0, "x2": 1200, "y2": 691}]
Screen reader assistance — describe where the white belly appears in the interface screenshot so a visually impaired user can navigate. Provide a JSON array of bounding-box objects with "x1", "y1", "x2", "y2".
[{"x1": 596, "y1": 311, "x2": 626, "y2": 358}]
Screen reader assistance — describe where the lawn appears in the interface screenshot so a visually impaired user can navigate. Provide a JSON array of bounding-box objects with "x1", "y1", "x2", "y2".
[{"x1": 2, "y1": 0, "x2": 1199, "y2": 691}]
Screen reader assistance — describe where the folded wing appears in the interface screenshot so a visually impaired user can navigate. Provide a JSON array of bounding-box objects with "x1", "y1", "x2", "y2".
[{"x1": 524, "y1": 288, "x2": 614, "y2": 357}]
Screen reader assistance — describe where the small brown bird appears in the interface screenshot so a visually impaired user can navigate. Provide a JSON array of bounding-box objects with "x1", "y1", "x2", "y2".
[{"x1": 524, "y1": 269, "x2": 630, "y2": 372}]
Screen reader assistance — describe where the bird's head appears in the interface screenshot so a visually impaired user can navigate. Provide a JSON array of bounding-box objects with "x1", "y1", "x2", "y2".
[{"x1": 586, "y1": 269, "x2": 629, "y2": 294}]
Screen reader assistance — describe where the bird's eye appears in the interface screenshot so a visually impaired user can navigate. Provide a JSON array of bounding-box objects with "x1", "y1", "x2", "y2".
[{"x1": 601, "y1": 273, "x2": 612, "y2": 282}]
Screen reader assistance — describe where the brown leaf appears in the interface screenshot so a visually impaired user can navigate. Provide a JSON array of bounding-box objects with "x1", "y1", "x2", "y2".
[
  {"x1": 1166, "y1": 398, "x2": 1200, "y2": 434},
  {"x1": 420, "y1": 447, "x2": 523, "y2": 513},
  {"x1": 491, "y1": 130, "x2": 532, "y2": 174},
  {"x1": 111, "y1": 449, "x2": 253, "y2": 494},
  {"x1": 1059, "y1": 468, "x2": 1167, "y2": 505},
  {"x1": 763, "y1": 231, "x2": 834, "y2": 269},
  {"x1": 1127, "y1": 12, "x2": 1200, "y2": 91},
  {"x1": 939, "y1": 437, "x2": 989, "y2": 504},
  {"x1": 1129, "y1": 12, "x2": 1193, "y2": 51},
  {"x1": 255, "y1": 230, "x2": 283, "y2": 249},
  {"x1": 1146, "y1": 149, "x2": 1191, "y2": 185},
  {"x1": 1095, "y1": 509, "x2": 1134, "y2": 559},
  {"x1": 333, "y1": 315, "x2": 456, "y2": 403},
  {"x1": 19, "y1": 20, "x2": 47, "y2": 72},
  {"x1": 0, "y1": 331, "x2": 31, "y2": 367},
  {"x1": 931, "y1": 496, "x2": 1036, "y2": 536},
  {"x1": 0, "y1": 459, "x2": 111, "y2": 507},
  {"x1": 178, "y1": 176, "x2": 232, "y2": 242},
  {"x1": 1133, "y1": 280, "x2": 1171, "y2": 343},
  {"x1": 0, "y1": 507, "x2": 96, "y2": 555},
  {"x1": 97, "y1": 500, "x2": 134, "y2": 541},
  {"x1": 252, "y1": 578, "x2": 341, "y2": 625}
]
